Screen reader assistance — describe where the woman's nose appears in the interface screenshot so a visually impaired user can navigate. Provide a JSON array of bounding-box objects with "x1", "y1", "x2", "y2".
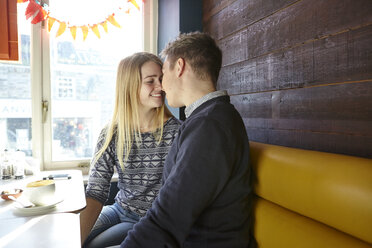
[{"x1": 154, "y1": 79, "x2": 162, "y2": 89}]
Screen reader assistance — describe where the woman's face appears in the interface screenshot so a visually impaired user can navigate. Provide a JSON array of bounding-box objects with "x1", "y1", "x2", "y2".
[{"x1": 139, "y1": 61, "x2": 164, "y2": 112}]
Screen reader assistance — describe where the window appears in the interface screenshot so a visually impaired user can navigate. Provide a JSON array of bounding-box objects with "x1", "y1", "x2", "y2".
[
  {"x1": 0, "y1": 3, "x2": 31, "y2": 157},
  {"x1": 0, "y1": 0, "x2": 158, "y2": 170},
  {"x1": 56, "y1": 77, "x2": 75, "y2": 99}
]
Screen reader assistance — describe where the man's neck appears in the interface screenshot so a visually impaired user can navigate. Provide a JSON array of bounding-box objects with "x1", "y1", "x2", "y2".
[
  {"x1": 183, "y1": 78, "x2": 216, "y2": 107},
  {"x1": 185, "y1": 90, "x2": 214, "y2": 107},
  {"x1": 184, "y1": 90, "x2": 227, "y2": 118},
  {"x1": 178, "y1": 67, "x2": 216, "y2": 107}
]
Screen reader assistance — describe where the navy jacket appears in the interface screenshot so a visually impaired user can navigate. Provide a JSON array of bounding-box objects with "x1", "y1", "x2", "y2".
[{"x1": 121, "y1": 95, "x2": 253, "y2": 247}]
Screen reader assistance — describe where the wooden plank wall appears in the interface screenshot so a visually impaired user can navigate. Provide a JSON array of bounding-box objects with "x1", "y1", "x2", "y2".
[{"x1": 203, "y1": 0, "x2": 372, "y2": 158}]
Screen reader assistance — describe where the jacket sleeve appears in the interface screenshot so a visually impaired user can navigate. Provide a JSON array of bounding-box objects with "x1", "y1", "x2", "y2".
[{"x1": 121, "y1": 117, "x2": 236, "y2": 247}]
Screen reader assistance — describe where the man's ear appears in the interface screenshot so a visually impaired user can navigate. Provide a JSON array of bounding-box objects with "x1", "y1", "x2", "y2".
[{"x1": 176, "y1": 58, "x2": 185, "y2": 77}]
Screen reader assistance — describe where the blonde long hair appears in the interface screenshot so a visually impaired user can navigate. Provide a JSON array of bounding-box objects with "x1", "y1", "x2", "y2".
[{"x1": 92, "y1": 52, "x2": 171, "y2": 169}]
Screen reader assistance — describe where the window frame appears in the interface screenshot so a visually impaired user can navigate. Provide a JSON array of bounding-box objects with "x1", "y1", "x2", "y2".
[{"x1": 27, "y1": 0, "x2": 159, "y2": 170}]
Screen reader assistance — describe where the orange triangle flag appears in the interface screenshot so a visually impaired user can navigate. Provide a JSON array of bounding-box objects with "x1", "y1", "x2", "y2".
[
  {"x1": 81, "y1": 26, "x2": 89, "y2": 41},
  {"x1": 41, "y1": 7, "x2": 47, "y2": 17},
  {"x1": 100, "y1": 21, "x2": 108, "y2": 33},
  {"x1": 25, "y1": 0, "x2": 39, "y2": 20},
  {"x1": 107, "y1": 15, "x2": 121, "y2": 28},
  {"x1": 31, "y1": 8, "x2": 45, "y2": 24},
  {"x1": 56, "y1": 21, "x2": 67, "y2": 37},
  {"x1": 91, "y1": 25, "x2": 101, "y2": 38},
  {"x1": 129, "y1": 0, "x2": 140, "y2": 10},
  {"x1": 70, "y1": 26, "x2": 77, "y2": 40},
  {"x1": 48, "y1": 17, "x2": 55, "y2": 32}
]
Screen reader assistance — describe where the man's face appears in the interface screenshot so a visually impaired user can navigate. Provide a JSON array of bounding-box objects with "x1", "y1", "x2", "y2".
[{"x1": 162, "y1": 58, "x2": 183, "y2": 108}]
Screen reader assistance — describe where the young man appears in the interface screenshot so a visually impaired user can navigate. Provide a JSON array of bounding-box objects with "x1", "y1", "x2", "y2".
[{"x1": 121, "y1": 32, "x2": 254, "y2": 247}]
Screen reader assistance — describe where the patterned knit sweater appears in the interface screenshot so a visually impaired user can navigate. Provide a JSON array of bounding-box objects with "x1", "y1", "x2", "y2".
[{"x1": 85, "y1": 116, "x2": 181, "y2": 216}]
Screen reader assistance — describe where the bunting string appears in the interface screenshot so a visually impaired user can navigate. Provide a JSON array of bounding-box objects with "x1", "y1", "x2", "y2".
[{"x1": 17, "y1": 0, "x2": 141, "y2": 41}]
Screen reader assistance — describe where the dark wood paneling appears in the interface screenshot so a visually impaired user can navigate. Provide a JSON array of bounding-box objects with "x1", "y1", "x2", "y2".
[
  {"x1": 277, "y1": 83, "x2": 372, "y2": 122},
  {"x1": 204, "y1": 0, "x2": 298, "y2": 40},
  {"x1": 231, "y1": 81, "x2": 372, "y2": 158},
  {"x1": 231, "y1": 81, "x2": 372, "y2": 135},
  {"x1": 219, "y1": 24, "x2": 372, "y2": 94},
  {"x1": 203, "y1": 0, "x2": 232, "y2": 22},
  {"x1": 204, "y1": 0, "x2": 372, "y2": 158},
  {"x1": 230, "y1": 92, "x2": 273, "y2": 119},
  {"x1": 218, "y1": 0, "x2": 372, "y2": 67},
  {"x1": 246, "y1": 127, "x2": 372, "y2": 158}
]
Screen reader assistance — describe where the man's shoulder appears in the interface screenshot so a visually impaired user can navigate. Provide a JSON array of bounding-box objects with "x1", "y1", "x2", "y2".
[
  {"x1": 182, "y1": 97, "x2": 247, "y2": 142},
  {"x1": 194, "y1": 97, "x2": 242, "y2": 123}
]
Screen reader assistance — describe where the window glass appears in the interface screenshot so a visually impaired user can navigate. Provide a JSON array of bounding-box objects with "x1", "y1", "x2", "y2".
[
  {"x1": 0, "y1": 3, "x2": 32, "y2": 156},
  {"x1": 48, "y1": 0, "x2": 143, "y2": 160}
]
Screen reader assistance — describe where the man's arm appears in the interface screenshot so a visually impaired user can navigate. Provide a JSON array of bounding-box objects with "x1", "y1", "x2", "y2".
[{"x1": 121, "y1": 118, "x2": 236, "y2": 247}]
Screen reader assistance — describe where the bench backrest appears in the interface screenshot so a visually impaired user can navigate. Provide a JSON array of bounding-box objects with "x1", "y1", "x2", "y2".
[{"x1": 250, "y1": 141, "x2": 372, "y2": 248}]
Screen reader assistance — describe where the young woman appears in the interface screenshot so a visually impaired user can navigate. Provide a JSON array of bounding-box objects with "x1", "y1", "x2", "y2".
[{"x1": 80, "y1": 52, "x2": 181, "y2": 247}]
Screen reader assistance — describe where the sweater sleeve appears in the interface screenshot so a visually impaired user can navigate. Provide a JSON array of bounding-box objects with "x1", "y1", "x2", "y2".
[
  {"x1": 121, "y1": 117, "x2": 236, "y2": 247},
  {"x1": 85, "y1": 129, "x2": 115, "y2": 204}
]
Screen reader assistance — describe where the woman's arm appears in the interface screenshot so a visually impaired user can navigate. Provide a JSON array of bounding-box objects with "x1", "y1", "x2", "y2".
[
  {"x1": 80, "y1": 197, "x2": 104, "y2": 245},
  {"x1": 80, "y1": 127, "x2": 116, "y2": 244}
]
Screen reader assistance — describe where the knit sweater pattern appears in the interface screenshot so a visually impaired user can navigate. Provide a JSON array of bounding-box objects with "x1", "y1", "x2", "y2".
[{"x1": 85, "y1": 116, "x2": 181, "y2": 216}]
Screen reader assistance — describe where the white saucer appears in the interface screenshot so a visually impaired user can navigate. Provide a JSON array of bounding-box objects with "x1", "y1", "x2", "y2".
[{"x1": 12, "y1": 197, "x2": 64, "y2": 216}]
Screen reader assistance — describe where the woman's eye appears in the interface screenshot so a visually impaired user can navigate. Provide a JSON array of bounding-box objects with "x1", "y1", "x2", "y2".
[{"x1": 145, "y1": 80, "x2": 154, "y2": 84}]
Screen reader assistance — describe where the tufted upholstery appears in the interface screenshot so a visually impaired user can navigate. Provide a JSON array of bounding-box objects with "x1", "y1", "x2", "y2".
[{"x1": 250, "y1": 141, "x2": 372, "y2": 248}]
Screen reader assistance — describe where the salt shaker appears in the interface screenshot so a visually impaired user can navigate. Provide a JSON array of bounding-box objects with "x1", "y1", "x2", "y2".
[
  {"x1": 1, "y1": 149, "x2": 12, "y2": 180},
  {"x1": 14, "y1": 149, "x2": 26, "y2": 179}
]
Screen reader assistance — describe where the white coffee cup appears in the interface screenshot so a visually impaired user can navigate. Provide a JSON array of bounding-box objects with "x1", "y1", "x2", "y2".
[{"x1": 24, "y1": 180, "x2": 56, "y2": 206}]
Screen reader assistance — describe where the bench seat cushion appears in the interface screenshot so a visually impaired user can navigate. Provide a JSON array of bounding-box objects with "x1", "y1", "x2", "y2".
[
  {"x1": 254, "y1": 197, "x2": 372, "y2": 248},
  {"x1": 250, "y1": 142, "x2": 372, "y2": 246}
]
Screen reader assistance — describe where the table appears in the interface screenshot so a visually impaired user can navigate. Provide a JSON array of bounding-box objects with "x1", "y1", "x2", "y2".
[
  {"x1": 0, "y1": 213, "x2": 81, "y2": 248},
  {"x1": 0, "y1": 170, "x2": 86, "y2": 247},
  {"x1": 0, "y1": 170, "x2": 86, "y2": 220}
]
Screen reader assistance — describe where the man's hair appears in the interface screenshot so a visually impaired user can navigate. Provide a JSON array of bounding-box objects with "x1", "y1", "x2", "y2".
[{"x1": 160, "y1": 32, "x2": 222, "y2": 86}]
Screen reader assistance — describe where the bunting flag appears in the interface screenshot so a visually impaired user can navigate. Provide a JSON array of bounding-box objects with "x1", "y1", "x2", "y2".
[
  {"x1": 56, "y1": 21, "x2": 67, "y2": 37},
  {"x1": 48, "y1": 17, "x2": 56, "y2": 32},
  {"x1": 91, "y1": 25, "x2": 101, "y2": 39},
  {"x1": 81, "y1": 26, "x2": 89, "y2": 41},
  {"x1": 70, "y1": 26, "x2": 77, "y2": 40},
  {"x1": 18, "y1": 0, "x2": 141, "y2": 41},
  {"x1": 25, "y1": 0, "x2": 41, "y2": 20},
  {"x1": 100, "y1": 21, "x2": 108, "y2": 33},
  {"x1": 107, "y1": 15, "x2": 121, "y2": 28},
  {"x1": 129, "y1": 0, "x2": 140, "y2": 10}
]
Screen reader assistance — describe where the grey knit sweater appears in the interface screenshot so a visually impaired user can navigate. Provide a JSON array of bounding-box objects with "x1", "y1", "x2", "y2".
[{"x1": 85, "y1": 116, "x2": 181, "y2": 216}]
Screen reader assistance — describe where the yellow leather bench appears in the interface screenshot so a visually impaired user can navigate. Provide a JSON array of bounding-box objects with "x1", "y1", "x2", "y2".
[{"x1": 250, "y1": 142, "x2": 372, "y2": 248}]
